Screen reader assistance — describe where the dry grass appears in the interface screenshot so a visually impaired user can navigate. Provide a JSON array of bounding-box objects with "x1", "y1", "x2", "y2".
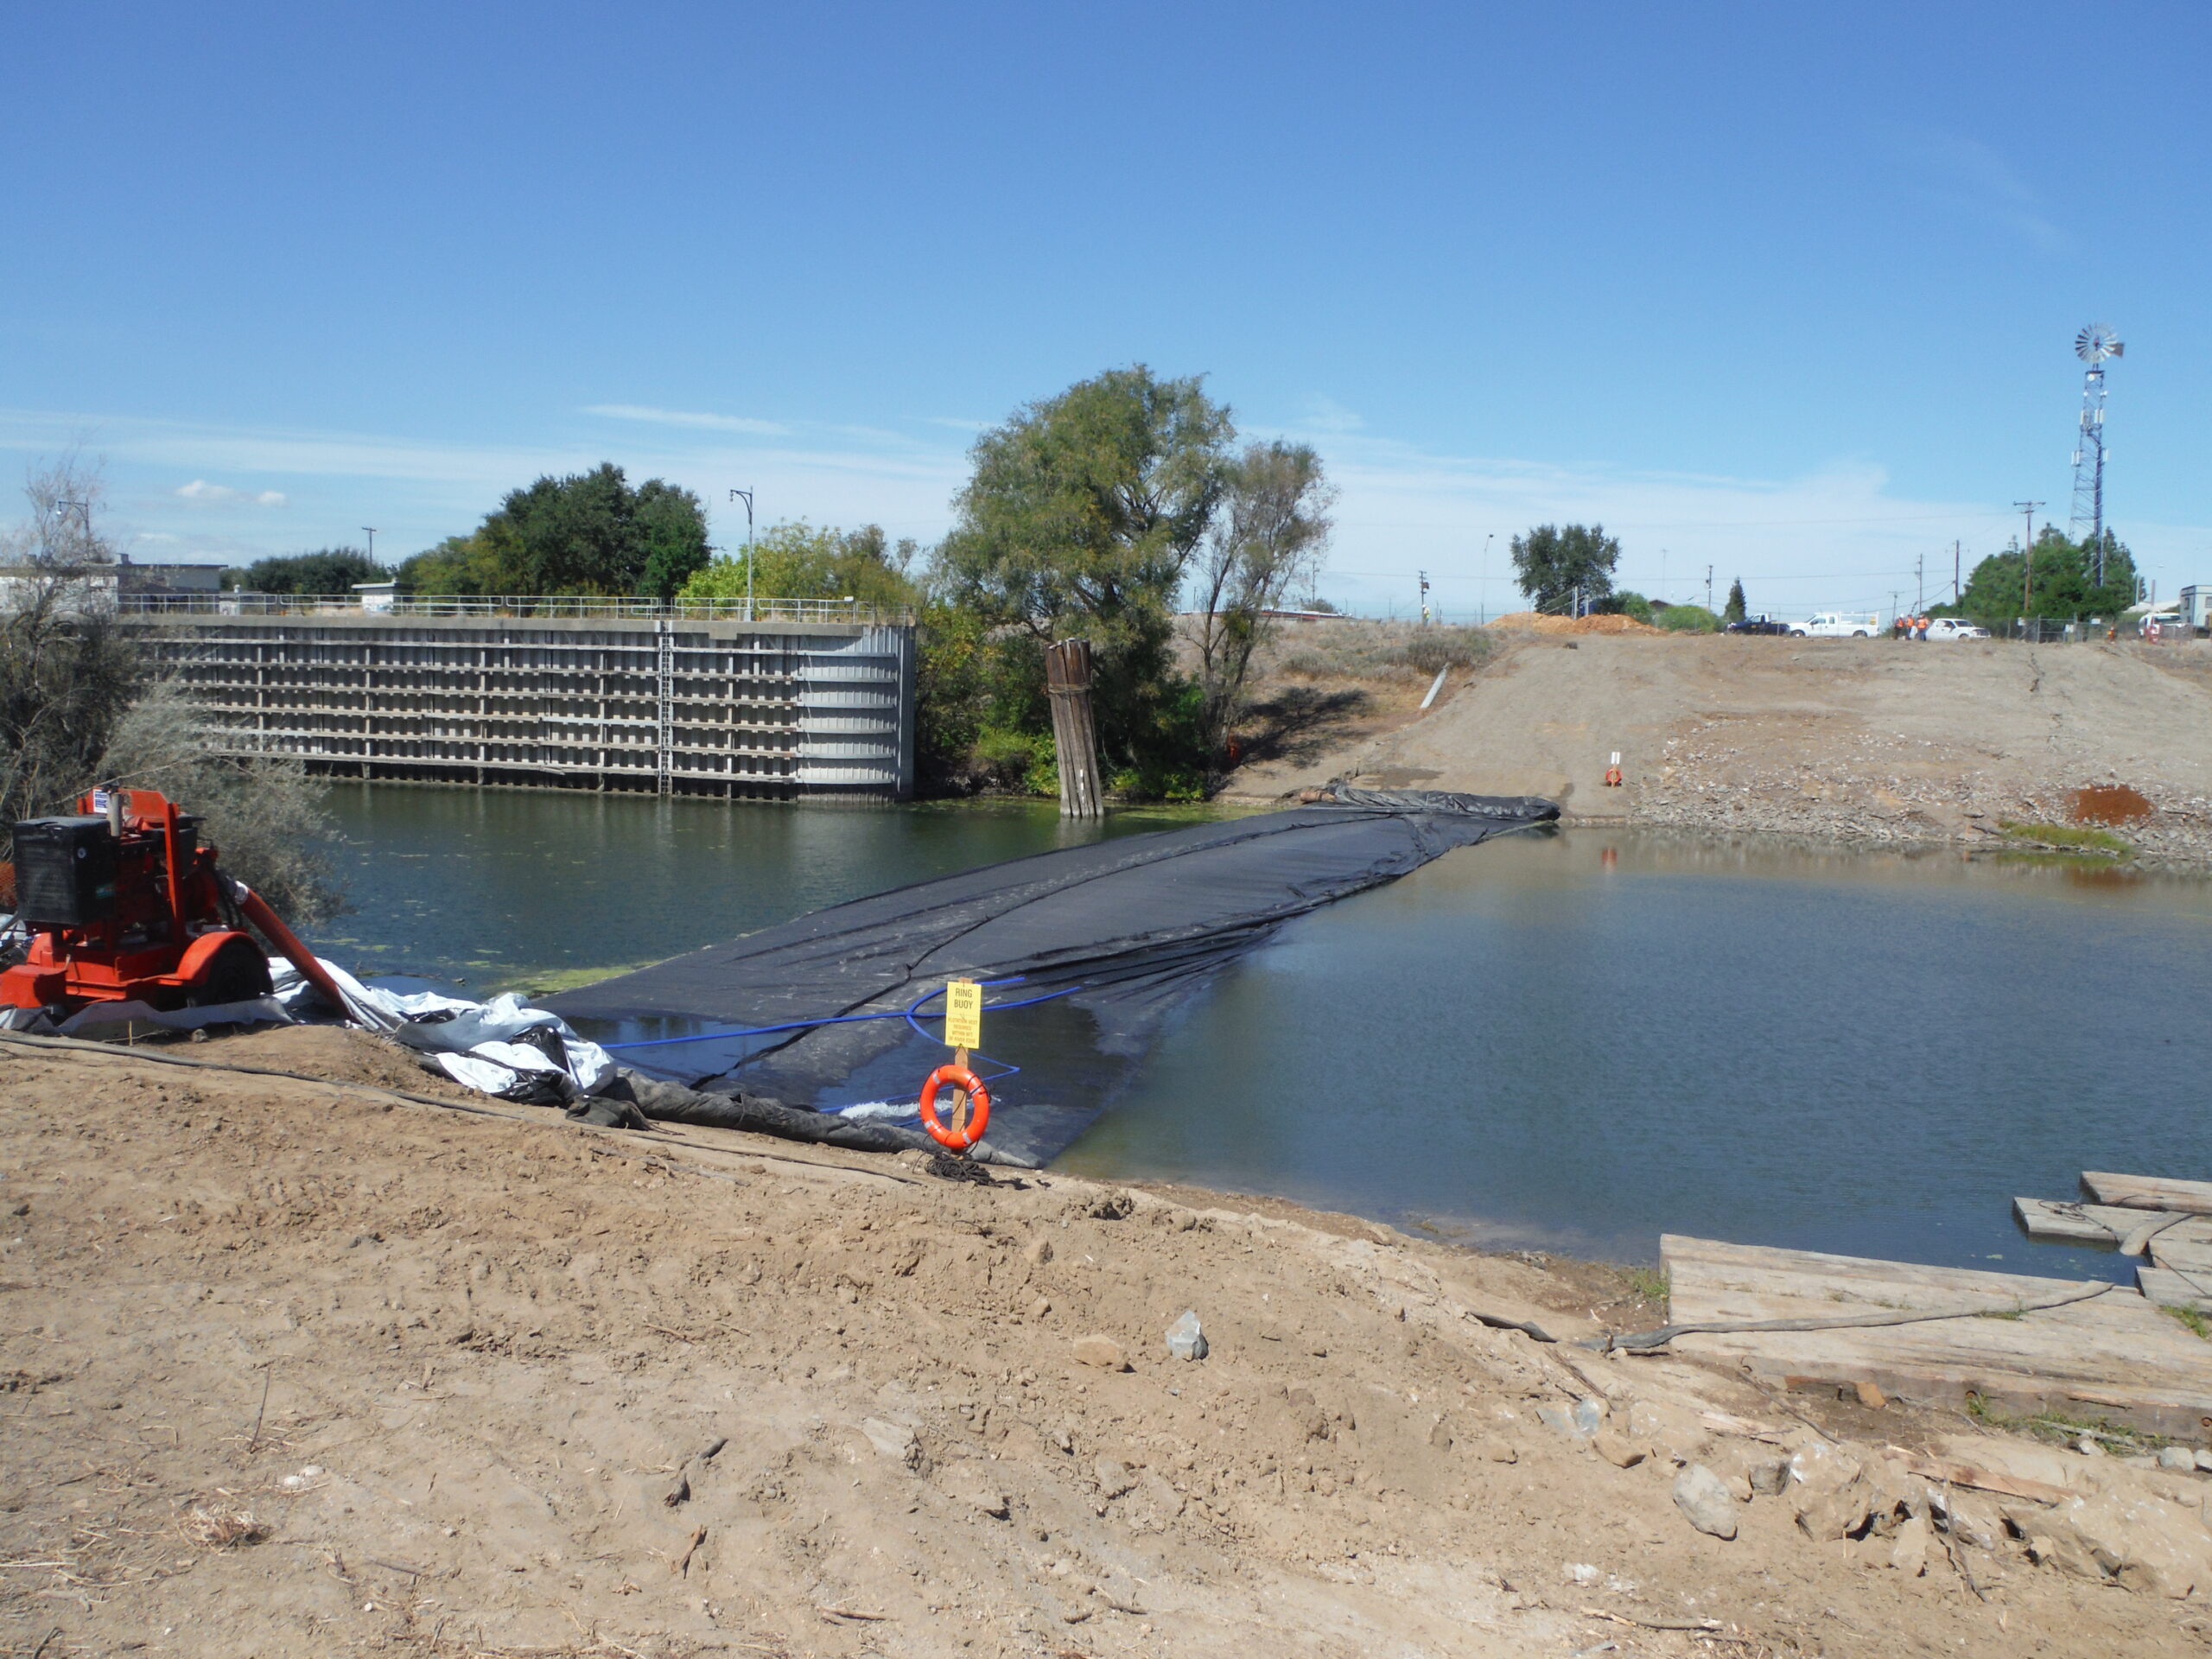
[
  {"x1": 1267, "y1": 619, "x2": 1497, "y2": 683},
  {"x1": 185, "y1": 1505, "x2": 270, "y2": 1548}
]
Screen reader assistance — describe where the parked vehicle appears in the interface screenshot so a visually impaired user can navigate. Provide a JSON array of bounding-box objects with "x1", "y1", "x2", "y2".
[
  {"x1": 1789, "y1": 612, "x2": 1880, "y2": 638},
  {"x1": 1725, "y1": 614, "x2": 1792, "y2": 635},
  {"x1": 1925, "y1": 618, "x2": 1988, "y2": 640},
  {"x1": 2139, "y1": 611, "x2": 2184, "y2": 641}
]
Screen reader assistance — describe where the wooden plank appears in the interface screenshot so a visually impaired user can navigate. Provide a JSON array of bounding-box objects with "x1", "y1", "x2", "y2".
[
  {"x1": 2014, "y1": 1198, "x2": 2212, "y2": 1254},
  {"x1": 2138, "y1": 1266, "x2": 2212, "y2": 1314},
  {"x1": 1883, "y1": 1448, "x2": 2069, "y2": 1508},
  {"x1": 2082, "y1": 1172, "x2": 2212, "y2": 1214},
  {"x1": 1661, "y1": 1234, "x2": 2212, "y2": 1439},
  {"x1": 2015, "y1": 1197, "x2": 2126, "y2": 1244},
  {"x1": 2152, "y1": 1236, "x2": 2212, "y2": 1276}
]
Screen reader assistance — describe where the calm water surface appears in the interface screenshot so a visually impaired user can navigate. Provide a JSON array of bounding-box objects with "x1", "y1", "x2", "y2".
[{"x1": 309, "y1": 785, "x2": 2212, "y2": 1272}]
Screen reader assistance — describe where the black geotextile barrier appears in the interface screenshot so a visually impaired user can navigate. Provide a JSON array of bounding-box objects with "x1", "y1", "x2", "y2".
[{"x1": 543, "y1": 788, "x2": 1558, "y2": 1161}]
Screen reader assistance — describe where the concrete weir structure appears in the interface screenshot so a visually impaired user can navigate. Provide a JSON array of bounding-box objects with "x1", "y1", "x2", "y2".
[{"x1": 118, "y1": 599, "x2": 916, "y2": 799}]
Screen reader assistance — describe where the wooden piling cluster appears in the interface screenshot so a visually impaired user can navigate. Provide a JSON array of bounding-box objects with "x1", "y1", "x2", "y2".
[{"x1": 1044, "y1": 639, "x2": 1103, "y2": 819}]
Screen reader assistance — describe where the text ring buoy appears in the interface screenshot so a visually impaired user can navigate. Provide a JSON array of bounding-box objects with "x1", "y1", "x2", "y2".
[{"x1": 918, "y1": 1064, "x2": 991, "y2": 1152}]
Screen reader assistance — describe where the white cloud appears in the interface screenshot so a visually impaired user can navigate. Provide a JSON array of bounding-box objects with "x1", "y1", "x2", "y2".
[
  {"x1": 583, "y1": 404, "x2": 790, "y2": 436},
  {"x1": 1294, "y1": 395, "x2": 1364, "y2": 435},
  {"x1": 175, "y1": 478, "x2": 287, "y2": 506}
]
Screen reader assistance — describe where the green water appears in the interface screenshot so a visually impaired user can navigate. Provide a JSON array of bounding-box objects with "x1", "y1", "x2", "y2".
[{"x1": 307, "y1": 785, "x2": 2212, "y2": 1271}]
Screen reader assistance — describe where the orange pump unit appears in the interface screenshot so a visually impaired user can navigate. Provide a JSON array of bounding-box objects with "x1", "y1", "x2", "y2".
[{"x1": 1, "y1": 788, "x2": 349, "y2": 1020}]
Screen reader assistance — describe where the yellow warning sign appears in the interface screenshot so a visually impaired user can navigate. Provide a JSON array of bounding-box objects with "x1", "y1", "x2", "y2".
[{"x1": 944, "y1": 978, "x2": 982, "y2": 1050}]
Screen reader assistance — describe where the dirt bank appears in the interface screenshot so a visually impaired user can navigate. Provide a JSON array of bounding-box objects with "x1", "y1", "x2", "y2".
[
  {"x1": 3, "y1": 1027, "x2": 2208, "y2": 1657},
  {"x1": 1228, "y1": 633, "x2": 2212, "y2": 862}
]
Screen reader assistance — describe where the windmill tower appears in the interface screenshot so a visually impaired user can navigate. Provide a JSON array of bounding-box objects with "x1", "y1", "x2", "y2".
[{"x1": 2069, "y1": 323, "x2": 2122, "y2": 585}]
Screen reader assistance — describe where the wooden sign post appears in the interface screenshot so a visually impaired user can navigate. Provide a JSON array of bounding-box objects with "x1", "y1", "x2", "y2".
[{"x1": 944, "y1": 977, "x2": 982, "y2": 1140}]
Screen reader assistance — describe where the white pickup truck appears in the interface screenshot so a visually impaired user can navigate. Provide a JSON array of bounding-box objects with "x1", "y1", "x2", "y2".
[{"x1": 1789, "y1": 612, "x2": 1880, "y2": 638}]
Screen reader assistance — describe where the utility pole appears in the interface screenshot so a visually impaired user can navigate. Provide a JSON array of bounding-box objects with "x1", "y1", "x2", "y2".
[
  {"x1": 1915, "y1": 550, "x2": 1923, "y2": 613},
  {"x1": 1953, "y1": 540, "x2": 1961, "y2": 604},
  {"x1": 2014, "y1": 500, "x2": 2044, "y2": 635},
  {"x1": 1479, "y1": 533, "x2": 1493, "y2": 625},
  {"x1": 362, "y1": 527, "x2": 378, "y2": 567},
  {"x1": 1706, "y1": 566, "x2": 1713, "y2": 613},
  {"x1": 728, "y1": 489, "x2": 756, "y2": 621},
  {"x1": 1418, "y1": 569, "x2": 1431, "y2": 625}
]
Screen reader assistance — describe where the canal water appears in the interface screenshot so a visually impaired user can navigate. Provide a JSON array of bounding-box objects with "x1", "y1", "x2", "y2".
[{"x1": 309, "y1": 785, "x2": 2212, "y2": 1274}]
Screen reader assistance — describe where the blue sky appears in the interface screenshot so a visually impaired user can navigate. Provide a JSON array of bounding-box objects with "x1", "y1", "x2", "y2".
[{"x1": 3, "y1": 2, "x2": 2206, "y2": 616}]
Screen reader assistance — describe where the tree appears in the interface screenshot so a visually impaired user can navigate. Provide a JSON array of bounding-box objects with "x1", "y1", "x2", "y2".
[
  {"x1": 1189, "y1": 439, "x2": 1335, "y2": 755},
  {"x1": 1725, "y1": 578, "x2": 1747, "y2": 624},
  {"x1": 934, "y1": 365, "x2": 1235, "y2": 791},
  {"x1": 228, "y1": 547, "x2": 388, "y2": 594},
  {"x1": 680, "y1": 521, "x2": 922, "y2": 612},
  {"x1": 8, "y1": 454, "x2": 118, "y2": 568},
  {"x1": 1510, "y1": 524, "x2": 1620, "y2": 613},
  {"x1": 1596, "y1": 589, "x2": 1654, "y2": 624},
  {"x1": 634, "y1": 478, "x2": 715, "y2": 600},
  {"x1": 396, "y1": 464, "x2": 709, "y2": 598},
  {"x1": 1958, "y1": 528, "x2": 2138, "y2": 624},
  {"x1": 1653, "y1": 603, "x2": 1720, "y2": 633},
  {"x1": 397, "y1": 533, "x2": 504, "y2": 596},
  {"x1": 0, "y1": 464, "x2": 342, "y2": 918}
]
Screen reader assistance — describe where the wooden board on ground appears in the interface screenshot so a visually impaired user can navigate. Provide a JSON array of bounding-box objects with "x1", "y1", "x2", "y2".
[
  {"x1": 1662, "y1": 1234, "x2": 2212, "y2": 1440},
  {"x1": 2139, "y1": 1265, "x2": 2212, "y2": 1315},
  {"x1": 2082, "y1": 1172, "x2": 2212, "y2": 1214},
  {"x1": 2012, "y1": 1198, "x2": 2212, "y2": 1253},
  {"x1": 2152, "y1": 1235, "x2": 2212, "y2": 1277}
]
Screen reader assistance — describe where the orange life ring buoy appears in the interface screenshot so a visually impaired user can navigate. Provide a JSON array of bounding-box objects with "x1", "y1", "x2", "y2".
[
  {"x1": 1604, "y1": 765, "x2": 1623, "y2": 787},
  {"x1": 918, "y1": 1064, "x2": 991, "y2": 1152}
]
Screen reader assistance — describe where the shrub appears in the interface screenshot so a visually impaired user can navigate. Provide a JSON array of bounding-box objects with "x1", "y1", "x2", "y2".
[
  {"x1": 1654, "y1": 604, "x2": 1721, "y2": 633},
  {"x1": 970, "y1": 728, "x2": 1056, "y2": 796}
]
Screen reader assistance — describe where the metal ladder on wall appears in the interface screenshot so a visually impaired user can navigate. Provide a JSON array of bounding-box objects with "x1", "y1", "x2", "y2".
[{"x1": 654, "y1": 620, "x2": 674, "y2": 796}]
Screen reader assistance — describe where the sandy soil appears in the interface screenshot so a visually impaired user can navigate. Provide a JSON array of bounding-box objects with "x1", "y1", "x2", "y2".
[
  {"x1": 3, "y1": 1027, "x2": 2207, "y2": 1657},
  {"x1": 1228, "y1": 632, "x2": 2212, "y2": 861}
]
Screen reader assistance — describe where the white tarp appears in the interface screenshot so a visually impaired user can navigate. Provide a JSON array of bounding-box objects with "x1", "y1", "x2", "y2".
[{"x1": 266, "y1": 957, "x2": 617, "y2": 1101}]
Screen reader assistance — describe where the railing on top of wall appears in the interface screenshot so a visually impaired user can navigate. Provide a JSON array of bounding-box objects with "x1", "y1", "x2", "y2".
[{"x1": 117, "y1": 593, "x2": 914, "y2": 626}]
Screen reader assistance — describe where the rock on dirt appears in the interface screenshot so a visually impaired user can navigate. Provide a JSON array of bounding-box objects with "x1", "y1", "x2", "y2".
[
  {"x1": 1071, "y1": 1334, "x2": 1128, "y2": 1370},
  {"x1": 1674, "y1": 1463, "x2": 1741, "y2": 1540}
]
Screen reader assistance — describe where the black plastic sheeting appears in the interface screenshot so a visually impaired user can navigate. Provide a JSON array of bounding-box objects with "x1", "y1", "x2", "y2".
[{"x1": 544, "y1": 789, "x2": 1558, "y2": 1165}]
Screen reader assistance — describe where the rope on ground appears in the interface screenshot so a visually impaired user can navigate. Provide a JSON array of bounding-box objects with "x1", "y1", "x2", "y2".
[
  {"x1": 1465, "y1": 1309, "x2": 1560, "y2": 1343},
  {"x1": 1585, "y1": 1280, "x2": 2120, "y2": 1353}
]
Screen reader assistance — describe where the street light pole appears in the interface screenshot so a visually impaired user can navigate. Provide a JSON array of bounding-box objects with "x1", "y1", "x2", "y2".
[
  {"x1": 363, "y1": 527, "x2": 378, "y2": 567},
  {"x1": 728, "y1": 489, "x2": 755, "y2": 621},
  {"x1": 50, "y1": 497, "x2": 91, "y2": 563}
]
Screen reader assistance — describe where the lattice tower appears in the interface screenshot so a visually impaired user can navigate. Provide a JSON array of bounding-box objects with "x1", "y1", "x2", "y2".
[{"x1": 2069, "y1": 323, "x2": 2122, "y2": 584}]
